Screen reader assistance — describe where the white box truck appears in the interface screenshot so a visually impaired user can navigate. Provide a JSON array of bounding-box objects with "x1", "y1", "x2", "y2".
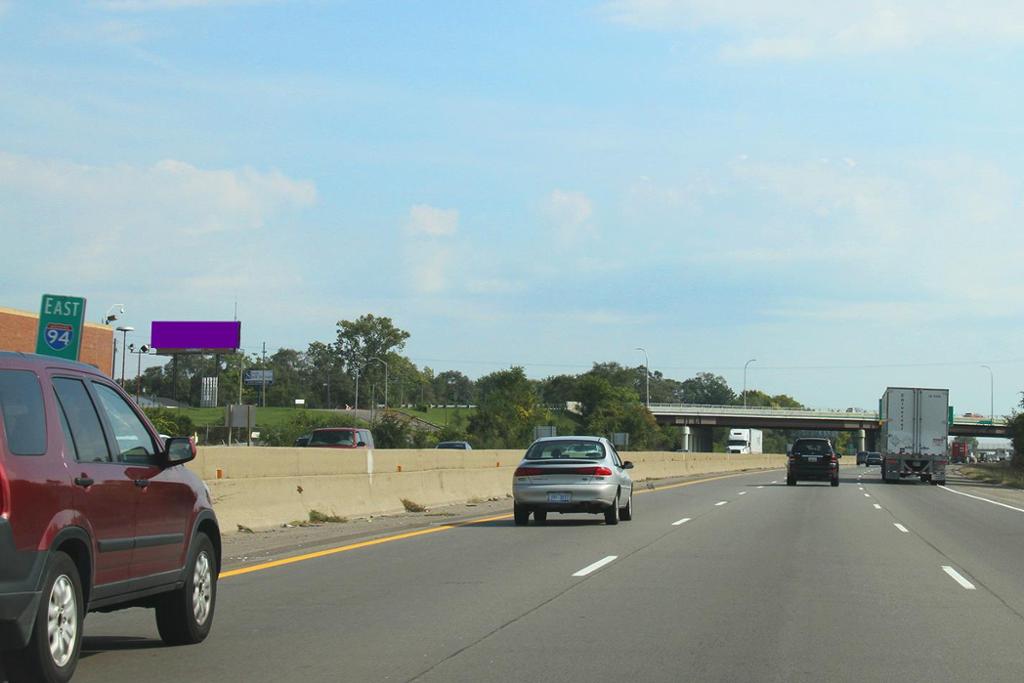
[
  {"x1": 727, "y1": 428, "x2": 763, "y2": 454},
  {"x1": 879, "y1": 387, "x2": 949, "y2": 485}
]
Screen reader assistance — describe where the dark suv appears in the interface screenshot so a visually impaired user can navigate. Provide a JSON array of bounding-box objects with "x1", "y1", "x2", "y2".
[
  {"x1": 787, "y1": 438, "x2": 840, "y2": 487},
  {"x1": 0, "y1": 352, "x2": 220, "y2": 683}
]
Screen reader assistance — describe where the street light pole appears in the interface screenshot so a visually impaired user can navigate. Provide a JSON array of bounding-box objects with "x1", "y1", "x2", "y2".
[
  {"x1": 743, "y1": 358, "x2": 757, "y2": 408},
  {"x1": 354, "y1": 367, "x2": 360, "y2": 413},
  {"x1": 116, "y1": 326, "x2": 134, "y2": 385},
  {"x1": 132, "y1": 343, "x2": 150, "y2": 404},
  {"x1": 369, "y1": 357, "x2": 389, "y2": 408},
  {"x1": 981, "y1": 365, "x2": 994, "y2": 423},
  {"x1": 635, "y1": 347, "x2": 650, "y2": 408}
]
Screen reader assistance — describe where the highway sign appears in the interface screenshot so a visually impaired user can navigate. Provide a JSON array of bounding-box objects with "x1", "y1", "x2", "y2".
[
  {"x1": 35, "y1": 294, "x2": 87, "y2": 361},
  {"x1": 244, "y1": 369, "x2": 274, "y2": 386}
]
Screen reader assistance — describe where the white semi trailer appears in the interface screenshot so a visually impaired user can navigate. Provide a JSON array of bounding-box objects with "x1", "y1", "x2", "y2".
[
  {"x1": 879, "y1": 387, "x2": 949, "y2": 485},
  {"x1": 726, "y1": 428, "x2": 763, "y2": 454}
]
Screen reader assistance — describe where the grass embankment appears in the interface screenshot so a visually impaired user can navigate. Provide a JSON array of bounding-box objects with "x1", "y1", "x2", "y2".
[
  {"x1": 177, "y1": 406, "x2": 354, "y2": 429},
  {"x1": 960, "y1": 462, "x2": 1024, "y2": 489},
  {"x1": 395, "y1": 406, "x2": 475, "y2": 427},
  {"x1": 178, "y1": 406, "x2": 474, "y2": 429}
]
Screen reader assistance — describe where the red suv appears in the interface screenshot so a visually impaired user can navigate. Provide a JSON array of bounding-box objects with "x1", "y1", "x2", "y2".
[{"x1": 0, "y1": 352, "x2": 220, "y2": 683}]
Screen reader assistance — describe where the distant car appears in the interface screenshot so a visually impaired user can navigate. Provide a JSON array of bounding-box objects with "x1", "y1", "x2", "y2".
[
  {"x1": 512, "y1": 436, "x2": 633, "y2": 525},
  {"x1": 865, "y1": 451, "x2": 883, "y2": 466},
  {"x1": 787, "y1": 437, "x2": 839, "y2": 487},
  {"x1": 0, "y1": 352, "x2": 220, "y2": 682},
  {"x1": 436, "y1": 441, "x2": 472, "y2": 450},
  {"x1": 856, "y1": 451, "x2": 868, "y2": 466},
  {"x1": 304, "y1": 427, "x2": 374, "y2": 449},
  {"x1": 294, "y1": 434, "x2": 311, "y2": 447}
]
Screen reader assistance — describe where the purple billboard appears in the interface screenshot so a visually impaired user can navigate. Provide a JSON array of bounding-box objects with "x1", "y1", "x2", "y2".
[{"x1": 151, "y1": 321, "x2": 241, "y2": 353}]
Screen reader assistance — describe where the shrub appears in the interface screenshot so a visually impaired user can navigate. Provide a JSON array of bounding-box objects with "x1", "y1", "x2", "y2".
[
  {"x1": 373, "y1": 412, "x2": 412, "y2": 448},
  {"x1": 401, "y1": 498, "x2": 426, "y2": 512},
  {"x1": 143, "y1": 408, "x2": 195, "y2": 438},
  {"x1": 262, "y1": 411, "x2": 365, "y2": 447},
  {"x1": 308, "y1": 509, "x2": 346, "y2": 523}
]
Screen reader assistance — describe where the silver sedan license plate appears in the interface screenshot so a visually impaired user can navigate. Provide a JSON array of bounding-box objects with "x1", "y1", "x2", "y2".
[{"x1": 547, "y1": 492, "x2": 571, "y2": 503}]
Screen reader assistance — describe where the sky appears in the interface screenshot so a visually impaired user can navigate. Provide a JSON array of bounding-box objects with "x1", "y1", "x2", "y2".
[{"x1": 1, "y1": 0, "x2": 1023, "y2": 415}]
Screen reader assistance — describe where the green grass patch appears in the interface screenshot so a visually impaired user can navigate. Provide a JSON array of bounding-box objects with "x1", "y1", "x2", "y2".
[
  {"x1": 396, "y1": 406, "x2": 474, "y2": 427},
  {"x1": 176, "y1": 406, "x2": 358, "y2": 429},
  {"x1": 960, "y1": 463, "x2": 1024, "y2": 488}
]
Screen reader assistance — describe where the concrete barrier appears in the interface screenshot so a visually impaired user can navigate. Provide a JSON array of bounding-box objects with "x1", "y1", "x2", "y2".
[{"x1": 193, "y1": 447, "x2": 786, "y2": 533}]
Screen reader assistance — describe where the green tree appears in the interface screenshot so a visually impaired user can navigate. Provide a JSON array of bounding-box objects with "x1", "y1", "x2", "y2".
[
  {"x1": 373, "y1": 412, "x2": 413, "y2": 448},
  {"x1": 1008, "y1": 398, "x2": 1024, "y2": 469},
  {"x1": 334, "y1": 314, "x2": 411, "y2": 408},
  {"x1": 679, "y1": 372, "x2": 735, "y2": 405},
  {"x1": 577, "y1": 375, "x2": 664, "y2": 449},
  {"x1": 468, "y1": 367, "x2": 550, "y2": 448}
]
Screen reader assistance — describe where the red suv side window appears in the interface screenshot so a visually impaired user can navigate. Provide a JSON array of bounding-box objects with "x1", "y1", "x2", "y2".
[
  {"x1": 93, "y1": 383, "x2": 158, "y2": 464},
  {"x1": 0, "y1": 369, "x2": 47, "y2": 456},
  {"x1": 53, "y1": 377, "x2": 112, "y2": 463}
]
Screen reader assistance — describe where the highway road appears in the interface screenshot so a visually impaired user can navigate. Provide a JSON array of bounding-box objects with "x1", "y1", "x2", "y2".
[{"x1": 11, "y1": 465, "x2": 1024, "y2": 682}]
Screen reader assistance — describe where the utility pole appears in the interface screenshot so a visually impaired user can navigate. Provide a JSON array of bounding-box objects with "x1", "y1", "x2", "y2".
[
  {"x1": 635, "y1": 347, "x2": 650, "y2": 408},
  {"x1": 743, "y1": 358, "x2": 757, "y2": 408},
  {"x1": 261, "y1": 342, "x2": 267, "y2": 408}
]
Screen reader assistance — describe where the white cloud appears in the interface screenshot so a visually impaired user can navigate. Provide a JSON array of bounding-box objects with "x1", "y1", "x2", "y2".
[
  {"x1": 0, "y1": 151, "x2": 316, "y2": 299},
  {"x1": 543, "y1": 189, "x2": 594, "y2": 244},
  {"x1": 50, "y1": 20, "x2": 150, "y2": 45},
  {"x1": 405, "y1": 204, "x2": 459, "y2": 237},
  {"x1": 602, "y1": 1, "x2": 1024, "y2": 58},
  {"x1": 732, "y1": 157, "x2": 1024, "y2": 317},
  {"x1": 92, "y1": 0, "x2": 276, "y2": 10},
  {"x1": 404, "y1": 244, "x2": 452, "y2": 295},
  {"x1": 0, "y1": 153, "x2": 315, "y2": 237}
]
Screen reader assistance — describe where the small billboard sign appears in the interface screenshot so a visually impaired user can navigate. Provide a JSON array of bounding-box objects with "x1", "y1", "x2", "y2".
[
  {"x1": 244, "y1": 369, "x2": 274, "y2": 386},
  {"x1": 151, "y1": 321, "x2": 241, "y2": 354},
  {"x1": 35, "y1": 294, "x2": 87, "y2": 361}
]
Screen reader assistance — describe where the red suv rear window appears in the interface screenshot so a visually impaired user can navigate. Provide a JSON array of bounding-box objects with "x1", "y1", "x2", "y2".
[{"x1": 0, "y1": 369, "x2": 47, "y2": 456}]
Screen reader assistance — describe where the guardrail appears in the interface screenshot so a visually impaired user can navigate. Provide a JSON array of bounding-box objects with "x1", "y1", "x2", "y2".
[{"x1": 646, "y1": 403, "x2": 1008, "y2": 426}]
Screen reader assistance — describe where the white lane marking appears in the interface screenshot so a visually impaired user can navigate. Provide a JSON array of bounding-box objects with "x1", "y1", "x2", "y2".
[
  {"x1": 757, "y1": 486, "x2": 764, "y2": 490},
  {"x1": 864, "y1": 493, "x2": 871, "y2": 498},
  {"x1": 573, "y1": 556, "x2": 618, "y2": 577},
  {"x1": 739, "y1": 491, "x2": 748, "y2": 496},
  {"x1": 873, "y1": 504, "x2": 881, "y2": 510},
  {"x1": 672, "y1": 517, "x2": 691, "y2": 526},
  {"x1": 771, "y1": 481, "x2": 778, "y2": 484},
  {"x1": 715, "y1": 501, "x2": 728, "y2": 507},
  {"x1": 939, "y1": 485, "x2": 1024, "y2": 514},
  {"x1": 943, "y1": 566, "x2": 977, "y2": 590},
  {"x1": 894, "y1": 523, "x2": 909, "y2": 533}
]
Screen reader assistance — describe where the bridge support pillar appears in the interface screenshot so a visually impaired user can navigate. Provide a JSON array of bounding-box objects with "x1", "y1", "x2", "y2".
[
  {"x1": 866, "y1": 430, "x2": 878, "y2": 451},
  {"x1": 855, "y1": 429, "x2": 866, "y2": 453},
  {"x1": 690, "y1": 426, "x2": 714, "y2": 453},
  {"x1": 680, "y1": 426, "x2": 691, "y2": 452}
]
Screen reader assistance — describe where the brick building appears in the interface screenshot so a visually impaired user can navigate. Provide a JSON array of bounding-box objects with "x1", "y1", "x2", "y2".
[{"x1": 0, "y1": 306, "x2": 115, "y2": 376}]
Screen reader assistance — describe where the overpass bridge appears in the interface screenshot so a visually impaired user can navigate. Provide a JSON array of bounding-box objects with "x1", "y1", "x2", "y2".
[{"x1": 648, "y1": 403, "x2": 1010, "y2": 451}]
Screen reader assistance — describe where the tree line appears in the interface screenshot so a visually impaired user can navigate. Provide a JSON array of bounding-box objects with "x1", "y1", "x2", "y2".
[{"x1": 133, "y1": 313, "x2": 808, "y2": 450}]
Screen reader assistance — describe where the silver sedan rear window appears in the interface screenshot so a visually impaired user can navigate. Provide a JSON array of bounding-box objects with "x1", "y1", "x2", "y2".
[{"x1": 525, "y1": 440, "x2": 604, "y2": 460}]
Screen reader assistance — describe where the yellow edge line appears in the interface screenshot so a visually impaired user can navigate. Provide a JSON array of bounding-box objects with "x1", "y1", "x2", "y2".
[
  {"x1": 634, "y1": 467, "x2": 784, "y2": 495},
  {"x1": 219, "y1": 514, "x2": 511, "y2": 579},
  {"x1": 219, "y1": 468, "x2": 783, "y2": 580}
]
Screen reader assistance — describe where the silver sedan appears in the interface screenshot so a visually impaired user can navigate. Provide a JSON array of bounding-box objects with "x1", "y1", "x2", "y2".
[{"x1": 512, "y1": 436, "x2": 634, "y2": 525}]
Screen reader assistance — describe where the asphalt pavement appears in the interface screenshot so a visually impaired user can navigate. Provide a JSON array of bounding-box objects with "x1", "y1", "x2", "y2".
[{"x1": 9, "y1": 464, "x2": 1024, "y2": 682}]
